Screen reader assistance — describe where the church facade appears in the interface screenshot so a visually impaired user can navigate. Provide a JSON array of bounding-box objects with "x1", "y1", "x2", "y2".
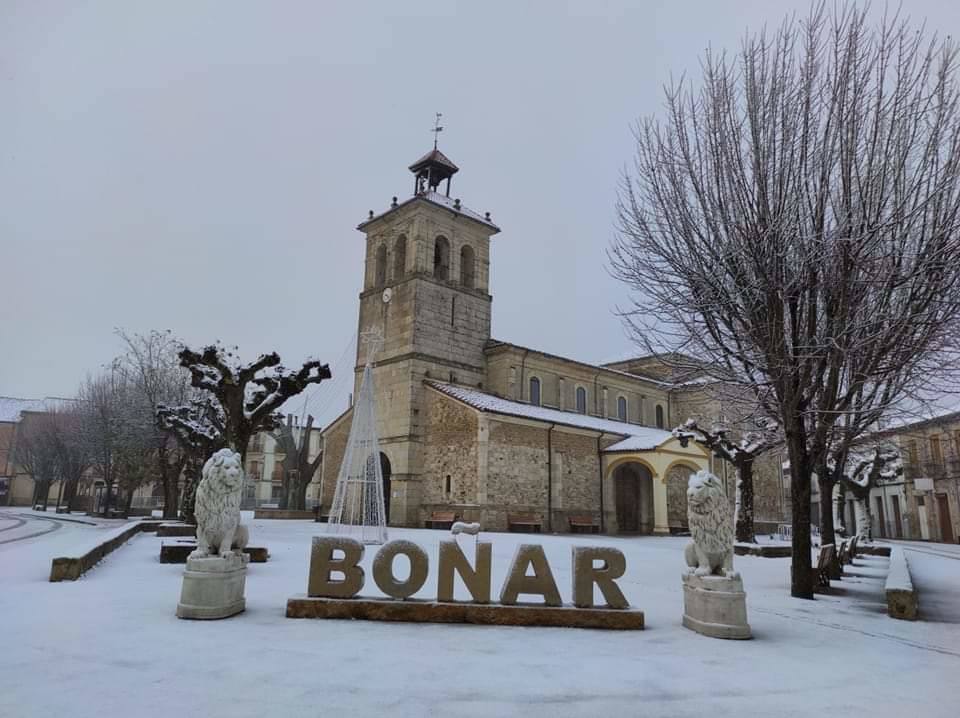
[{"x1": 318, "y1": 147, "x2": 740, "y2": 534}]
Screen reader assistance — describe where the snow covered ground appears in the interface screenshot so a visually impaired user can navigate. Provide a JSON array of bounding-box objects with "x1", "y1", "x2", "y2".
[{"x1": 1, "y1": 509, "x2": 958, "y2": 718}]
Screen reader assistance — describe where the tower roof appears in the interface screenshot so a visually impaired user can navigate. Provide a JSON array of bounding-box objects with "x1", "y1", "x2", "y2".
[{"x1": 408, "y1": 148, "x2": 459, "y2": 175}]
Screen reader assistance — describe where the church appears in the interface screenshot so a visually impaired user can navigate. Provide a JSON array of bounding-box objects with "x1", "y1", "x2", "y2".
[{"x1": 318, "y1": 145, "x2": 721, "y2": 534}]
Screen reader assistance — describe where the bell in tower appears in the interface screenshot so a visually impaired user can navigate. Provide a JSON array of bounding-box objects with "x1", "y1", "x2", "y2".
[{"x1": 409, "y1": 112, "x2": 459, "y2": 197}]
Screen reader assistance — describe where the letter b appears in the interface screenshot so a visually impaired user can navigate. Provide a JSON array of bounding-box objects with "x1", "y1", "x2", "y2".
[{"x1": 308, "y1": 536, "x2": 365, "y2": 598}]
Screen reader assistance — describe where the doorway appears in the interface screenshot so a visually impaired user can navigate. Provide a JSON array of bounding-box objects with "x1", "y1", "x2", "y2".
[
  {"x1": 613, "y1": 463, "x2": 654, "y2": 534},
  {"x1": 936, "y1": 494, "x2": 954, "y2": 543}
]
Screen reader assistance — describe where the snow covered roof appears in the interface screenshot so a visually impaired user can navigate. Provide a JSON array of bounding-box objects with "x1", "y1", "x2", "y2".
[
  {"x1": 0, "y1": 397, "x2": 47, "y2": 423},
  {"x1": 0, "y1": 396, "x2": 76, "y2": 423},
  {"x1": 357, "y1": 191, "x2": 500, "y2": 233},
  {"x1": 425, "y1": 381, "x2": 674, "y2": 449}
]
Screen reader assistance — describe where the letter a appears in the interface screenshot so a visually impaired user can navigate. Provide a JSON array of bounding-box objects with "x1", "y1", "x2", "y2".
[
  {"x1": 500, "y1": 544, "x2": 562, "y2": 607},
  {"x1": 308, "y1": 536, "x2": 365, "y2": 598}
]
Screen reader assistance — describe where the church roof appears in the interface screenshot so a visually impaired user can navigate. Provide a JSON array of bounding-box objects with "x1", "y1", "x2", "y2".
[
  {"x1": 357, "y1": 191, "x2": 499, "y2": 232},
  {"x1": 425, "y1": 381, "x2": 673, "y2": 449}
]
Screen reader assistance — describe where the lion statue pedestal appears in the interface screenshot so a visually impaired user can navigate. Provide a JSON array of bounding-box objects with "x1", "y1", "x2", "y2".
[
  {"x1": 177, "y1": 449, "x2": 250, "y2": 620},
  {"x1": 681, "y1": 470, "x2": 751, "y2": 639}
]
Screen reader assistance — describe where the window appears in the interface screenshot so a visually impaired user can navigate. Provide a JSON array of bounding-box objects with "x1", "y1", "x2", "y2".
[
  {"x1": 905, "y1": 439, "x2": 918, "y2": 465},
  {"x1": 529, "y1": 377, "x2": 541, "y2": 406},
  {"x1": 460, "y1": 245, "x2": 475, "y2": 288},
  {"x1": 445, "y1": 475, "x2": 452, "y2": 496},
  {"x1": 617, "y1": 396, "x2": 627, "y2": 421},
  {"x1": 655, "y1": 404, "x2": 665, "y2": 429},
  {"x1": 930, "y1": 435, "x2": 943, "y2": 464},
  {"x1": 375, "y1": 244, "x2": 387, "y2": 287},
  {"x1": 393, "y1": 235, "x2": 407, "y2": 279},
  {"x1": 434, "y1": 236, "x2": 450, "y2": 280},
  {"x1": 575, "y1": 386, "x2": 587, "y2": 414},
  {"x1": 271, "y1": 462, "x2": 284, "y2": 482}
]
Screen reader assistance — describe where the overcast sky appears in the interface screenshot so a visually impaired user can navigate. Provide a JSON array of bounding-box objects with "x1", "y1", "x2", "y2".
[{"x1": 3, "y1": 1, "x2": 959, "y2": 426}]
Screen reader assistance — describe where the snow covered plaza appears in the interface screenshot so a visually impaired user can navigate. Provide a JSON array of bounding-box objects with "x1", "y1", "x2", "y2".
[{"x1": 2, "y1": 510, "x2": 958, "y2": 718}]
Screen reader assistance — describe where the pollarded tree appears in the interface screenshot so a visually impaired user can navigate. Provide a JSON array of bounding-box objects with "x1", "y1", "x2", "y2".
[
  {"x1": 177, "y1": 344, "x2": 332, "y2": 462},
  {"x1": 673, "y1": 417, "x2": 779, "y2": 544},
  {"x1": 270, "y1": 414, "x2": 323, "y2": 511},
  {"x1": 610, "y1": 3, "x2": 960, "y2": 597},
  {"x1": 156, "y1": 396, "x2": 225, "y2": 524},
  {"x1": 836, "y1": 444, "x2": 902, "y2": 539}
]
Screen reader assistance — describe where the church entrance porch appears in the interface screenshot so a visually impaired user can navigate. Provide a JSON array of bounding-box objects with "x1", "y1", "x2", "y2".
[{"x1": 613, "y1": 463, "x2": 654, "y2": 534}]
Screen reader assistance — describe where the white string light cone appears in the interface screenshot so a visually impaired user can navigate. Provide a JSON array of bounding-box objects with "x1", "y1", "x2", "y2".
[{"x1": 325, "y1": 338, "x2": 388, "y2": 544}]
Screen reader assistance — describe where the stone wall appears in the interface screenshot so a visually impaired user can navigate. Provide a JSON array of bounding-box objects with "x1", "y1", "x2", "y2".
[{"x1": 419, "y1": 387, "x2": 479, "y2": 523}]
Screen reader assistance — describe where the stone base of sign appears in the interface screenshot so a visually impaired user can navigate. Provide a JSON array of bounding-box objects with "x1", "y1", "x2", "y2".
[
  {"x1": 285, "y1": 595, "x2": 644, "y2": 630},
  {"x1": 177, "y1": 553, "x2": 248, "y2": 620},
  {"x1": 681, "y1": 572, "x2": 751, "y2": 639}
]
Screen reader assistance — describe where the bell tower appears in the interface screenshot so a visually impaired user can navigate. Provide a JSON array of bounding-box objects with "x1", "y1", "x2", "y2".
[{"x1": 354, "y1": 144, "x2": 500, "y2": 526}]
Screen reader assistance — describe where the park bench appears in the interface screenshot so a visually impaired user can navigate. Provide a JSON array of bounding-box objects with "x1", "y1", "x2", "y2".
[
  {"x1": 568, "y1": 514, "x2": 599, "y2": 534},
  {"x1": 508, "y1": 512, "x2": 542, "y2": 533},
  {"x1": 425, "y1": 511, "x2": 457, "y2": 529},
  {"x1": 812, "y1": 543, "x2": 836, "y2": 593}
]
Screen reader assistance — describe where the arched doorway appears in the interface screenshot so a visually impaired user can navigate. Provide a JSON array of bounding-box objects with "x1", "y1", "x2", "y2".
[
  {"x1": 665, "y1": 463, "x2": 695, "y2": 532},
  {"x1": 380, "y1": 452, "x2": 392, "y2": 524},
  {"x1": 613, "y1": 462, "x2": 654, "y2": 534}
]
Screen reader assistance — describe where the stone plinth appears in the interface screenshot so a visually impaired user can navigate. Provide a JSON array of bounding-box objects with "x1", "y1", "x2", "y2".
[
  {"x1": 161, "y1": 541, "x2": 268, "y2": 564},
  {"x1": 176, "y1": 553, "x2": 248, "y2": 620},
  {"x1": 286, "y1": 596, "x2": 645, "y2": 630},
  {"x1": 682, "y1": 572, "x2": 751, "y2": 640},
  {"x1": 157, "y1": 523, "x2": 197, "y2": 538}
]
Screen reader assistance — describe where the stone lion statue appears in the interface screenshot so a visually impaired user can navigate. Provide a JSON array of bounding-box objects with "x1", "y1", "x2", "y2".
[
  {"x1": 191, "y1": 448, "x2": 249, "y2": 559},
  {"x1": 684, "y1": 470, "x2": 736, "y2": 577}
]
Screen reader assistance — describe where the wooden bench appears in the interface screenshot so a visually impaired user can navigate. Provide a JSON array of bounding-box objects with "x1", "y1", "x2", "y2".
[
  {"x1": 568, "y1": 514, "x2": 599, "y2": 534},
  {"x1": 508, "y1": 513, "x2": 542, "y2": 534},
  {"x1": 812, "y1": 543, "x2": 836, "y2": 593},
  {"x1": 424, "y1": 511, "x2": 457, "y2": 530}
]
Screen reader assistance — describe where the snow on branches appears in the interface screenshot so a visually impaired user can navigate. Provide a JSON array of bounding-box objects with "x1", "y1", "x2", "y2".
[
  {"x1": 673, "y1": 417, "x2": 780, "y2": 544},
  {"x1": 176, "y1": 343, "x2": 332, "y2": 456}
]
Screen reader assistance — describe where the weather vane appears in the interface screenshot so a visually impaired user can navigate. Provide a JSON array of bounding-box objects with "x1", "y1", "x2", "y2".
[
  {"x1": 360, "y1": 327, "x2": 385, "y2": 365},
  {"x1": 432, "y1": 112, "x2": 443, "y2": 149}
]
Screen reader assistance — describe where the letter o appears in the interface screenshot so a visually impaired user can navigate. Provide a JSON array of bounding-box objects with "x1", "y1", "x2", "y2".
[{"x1": 372, "y1": 540, "x2": 429, "y2": 599}]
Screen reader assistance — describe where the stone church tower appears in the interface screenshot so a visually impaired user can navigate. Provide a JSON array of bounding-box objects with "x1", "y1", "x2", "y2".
[{"x1": 353, "y1": 148, "x2": 500, "y2": 525}]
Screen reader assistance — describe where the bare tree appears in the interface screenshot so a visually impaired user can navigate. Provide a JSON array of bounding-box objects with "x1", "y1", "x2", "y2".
[
  {"x1": 177, "y1": 344, "x2": 331, "y2": 462},
  {"x1": 610, "y1": 4, "x2": 960, "y2": 597},
  {"x1": 47, "y1": 403, "x2": 92, "y2": 511},
  {"x1": 116, "y1": 329, "x2": 192, "y2": 518},
  {"x1": 13, "y1": 410, "x2": 61, "y2": 509},
  {"x1": 76, "y1": 368, "x2": 129, "y2": 516},
  {"x1": 270, "y1": 414, "x2": 323, "y2": 511},
  {"x1": 674, "y1": 417, "x2": 779, "y2": 543}
]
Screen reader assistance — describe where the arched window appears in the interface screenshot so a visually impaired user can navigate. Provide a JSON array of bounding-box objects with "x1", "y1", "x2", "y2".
[
  {"x1": 617, "y1": 396, "x2": 627, "y2": 421},
  {"x1": 576, "y1": 386, "x2": 587, "y2": 414},
  {"x1": 460, "y1": 245, "x2": 475, "y2": 288},
  {"x1": 393, "y1": 235, "x2": 407, "y2": 280},
  {"x1": 374, "y1": 244, "x2": 387, "y2": 287},
  {"x1": 434, "y1": 236, "x2": 450, "y2": 280},
  {"x1": 655, "y1": 404, "x2": 665, "y2": 429},
  {"x1": 529, "y1": 377, "x2": 541, "y2": 406}
]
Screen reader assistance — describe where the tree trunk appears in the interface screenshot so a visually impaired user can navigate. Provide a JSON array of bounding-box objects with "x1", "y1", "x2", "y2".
[
  {"x1": 836, "y1": 482, "x2": 848, "y2": 535},
  {"x1": 123, "y1": 490, "x2": 134, "y2": 517},
  {"x1": 786, "y1": 431, "x2": 814, "y2": 599},
  {"x1": 180, "y1": 460, "x2": 199, "y2": 525},
  {"x1": 735, "y1": 460, "x2": 756, "y2": 543},
  {"x1": 295, "y1": 477, "x2": 310, "y2": 512},
  {"x1": 101, "y1": 481, "x2": 114, "y2": 516},
  {"x1": 163, "y1": 472, "x2": 179, "y2": 520},
  {"x1": 818, "y1": 477, "x2": 836, "y2": 545}
]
